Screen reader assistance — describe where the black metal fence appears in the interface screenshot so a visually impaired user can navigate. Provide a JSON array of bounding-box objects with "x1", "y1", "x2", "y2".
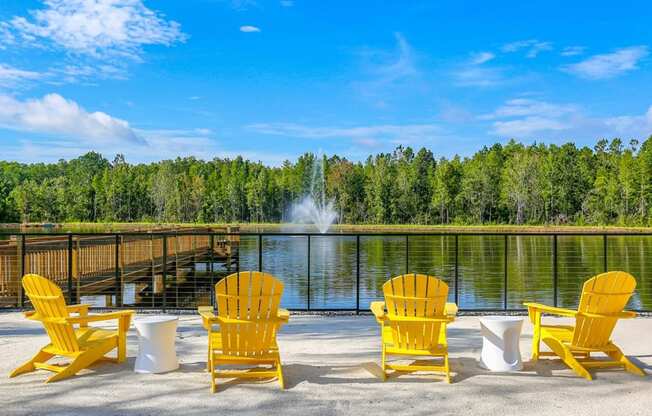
[{"x1": 1, "y1": 231, "x2": 651, "y2": 312}]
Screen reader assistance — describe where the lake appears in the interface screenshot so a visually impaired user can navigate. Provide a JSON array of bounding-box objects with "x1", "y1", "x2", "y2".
[{"x1": 237, "y1": 233, "x2": 652, "y2": 311}]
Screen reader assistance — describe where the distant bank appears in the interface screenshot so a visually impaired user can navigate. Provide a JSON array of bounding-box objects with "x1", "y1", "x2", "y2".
[{"x1": 2, "y1": 222, "x2": 652, "y2": 234}]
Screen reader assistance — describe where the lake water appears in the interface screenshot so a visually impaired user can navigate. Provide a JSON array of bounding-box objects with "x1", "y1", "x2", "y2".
[
  {"x1": 237, "y1": 234, "x2": 652, "y2": 311},
  {"x1": 2, "y1": 227, "x2": 651, "y2": 310}
]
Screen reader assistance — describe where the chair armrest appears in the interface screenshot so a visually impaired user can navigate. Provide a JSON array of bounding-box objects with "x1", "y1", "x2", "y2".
[
  {"x1": 524, "y1": 302, "x2": 577, "y2": 318},
  {"x1": 198, "y1": 306, "x2": 219, "y2": 331},
  {"x1": 370, "y1": 301, "x2": 386, "y2": 322},
  {"x1": 444, "y1": 302, "x2": 458, "y2": 319},
  {"x1": 66, "y1": 304, "x2": 91, "y2": 314},
  {"x1": 278, "y1": 308, "x2": 290, "y2": 323},
  {"x1": 66, "y1": 310, "x2": 134, "y2": 325},
  {"x1": 24, "y1": 310, "x2": 39, "y2": 320},
  {"x1": 67, "y1": 304, "x2": 91, "y2": 327},
  {"x1": 620, "y1": 310, "x2": 638, "y2": 319},
  {"x1": 579, "y1": 310, "x2": 638, "y2": 319}
]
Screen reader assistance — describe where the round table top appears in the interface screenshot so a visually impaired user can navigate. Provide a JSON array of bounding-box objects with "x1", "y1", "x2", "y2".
[
  {"x1": 480, "y1": 315, "x2": 525, "y2": 322},
  {"x1": 133, "y1": 315, "x2": 179, "y2": 326},
  {"x1": 479, "y1": 315, "x2": 524, "y2": 325}
]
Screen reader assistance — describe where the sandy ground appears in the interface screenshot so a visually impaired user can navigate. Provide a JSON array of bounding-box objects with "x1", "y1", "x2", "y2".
[{"x1": 1, "y1": 312, "x2": 651, "y2": 416}]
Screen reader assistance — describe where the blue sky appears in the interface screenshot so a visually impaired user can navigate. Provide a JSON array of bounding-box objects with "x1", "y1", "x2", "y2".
[{"x1": 1, "y1": 0, "x2": 651, "y2": 165}]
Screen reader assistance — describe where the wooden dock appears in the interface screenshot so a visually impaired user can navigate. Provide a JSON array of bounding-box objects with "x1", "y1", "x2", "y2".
[{"x1": 0, "y1": 227, "x2": 239, "y2": 308}]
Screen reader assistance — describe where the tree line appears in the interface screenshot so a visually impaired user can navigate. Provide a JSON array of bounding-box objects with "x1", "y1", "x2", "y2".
[{"x1": 1, "y1": 136, "x2": 652, "y2": 226}]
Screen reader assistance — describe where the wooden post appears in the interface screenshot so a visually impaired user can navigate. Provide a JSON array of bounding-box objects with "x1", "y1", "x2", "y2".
[
  {"x1": 174, "y1": 234, "x2": 180, "y2": 307},
  {"x1": 191, "y1": 234, "x2": 197, "y2": 302},
  {"x1": 115, "y1": 234, "x2": 122, "y2": 307},
  {"x1": 73, "y1": 237, "x2": 81, "y2": 299},
  {"x1": 149, "y1": 232, "x2": 155, "y2": 307},
  {"x1": 17, "y1": 235, "x2": 25, "y2": 307},
  {"x1": 120, "y1": 235, "x2": 126, "y2": 305}
]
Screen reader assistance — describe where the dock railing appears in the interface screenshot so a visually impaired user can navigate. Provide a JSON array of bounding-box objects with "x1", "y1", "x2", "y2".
[{"x1": 0, "y1": 231, "x2": 650, "y2": 312}]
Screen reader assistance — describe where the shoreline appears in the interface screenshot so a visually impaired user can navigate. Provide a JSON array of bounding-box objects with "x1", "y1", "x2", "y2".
[{"x1": 2, "y1": 222, "x2": 652, "y2": 234}]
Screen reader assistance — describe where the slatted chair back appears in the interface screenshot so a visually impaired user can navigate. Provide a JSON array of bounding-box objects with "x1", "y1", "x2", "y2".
[
  {"x1": 22, "y1": 274, "x2": 79, "y2": 353},
  {"x1": 383, "y1": 274, "x2": 449, "y2": 351},
  {"x1": 572, "y1": 271, "x2": 637, "y2": 349},
  {"x1": 215, "y1": 271, "x2": 284, "y2": 357}
]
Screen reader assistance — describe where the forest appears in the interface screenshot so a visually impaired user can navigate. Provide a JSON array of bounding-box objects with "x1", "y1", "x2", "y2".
[{"x1": 1, "y1": 136, "x2": 652, "y2": 226}]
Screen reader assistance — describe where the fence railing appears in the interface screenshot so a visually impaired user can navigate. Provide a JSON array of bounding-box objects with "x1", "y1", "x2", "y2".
[{"x1": 1, "y1": 231, "x2": 651, "y2": 312}]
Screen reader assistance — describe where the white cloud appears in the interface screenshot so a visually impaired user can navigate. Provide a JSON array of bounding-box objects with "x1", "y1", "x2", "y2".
[
  {"x1": 358, "y1": 33, "x2": 417, "y2": 84},
  {"x1": 0, "y1": 64, "x2": 43, "y2": 86},
  {"x1": 2, "y1": 0, "x2": 186, "y2": 60},
  {"x1": 54, "y1": 63, "x2": 127, "y2": 83},
  {"x1": 0, "y1": 93, "x2": 143, "y2": 144},
  {"x1": 247, "y1": 122, "x2": 442, "y2": 145},
  {"x1": 562, "y1": 46, "x2": 649, "y2": 80},
  {"x1": 493, "y1": 116, "x2": 570, "y2": 137},
  {"x1": 561, "y1": 46, "x2": 585, "y2": 57},
  {"x1": 604, "y1": 106, "x2": 652, "y2": 138},
  {"x1": 482, "y1": 99, "x2": 579, "y2": 120},
  {"x1": 240, "y1": 25, "x2": 261, "y2": 33},
  {"x1": 453, "y1": 66, "x2": 506, "y2": 87},
  {"x1": 485, "y1": 98, "x2": 652, "y2": 141},
  {"x1": 502, "y1": 39, "x2": 552, "y2": 58},
  {"x1": 352, "y1": 32, "x2": 420, "y2": 101},
  {"x1": 1, "y1": 126, "x2": 293, "y2": 165},
  {"x1": 230, "y1": 0, "x2": 259, "y2": 11},
  {"x1": 470, "y1": 51, "x2": 495, "y2": 64}
]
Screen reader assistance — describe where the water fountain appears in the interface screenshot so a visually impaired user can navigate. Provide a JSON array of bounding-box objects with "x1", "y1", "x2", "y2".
[{"x1": 289, "y1": 153, "x2": 338, "y2": 233}]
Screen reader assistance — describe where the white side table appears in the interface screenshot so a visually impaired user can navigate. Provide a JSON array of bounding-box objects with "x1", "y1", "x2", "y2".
[
  {"x1": 479, "y1": 316, "x2": 524, "y2": 372},
  {"x1": 134, "y1": 316, "x2": 179, "y2": 374}
]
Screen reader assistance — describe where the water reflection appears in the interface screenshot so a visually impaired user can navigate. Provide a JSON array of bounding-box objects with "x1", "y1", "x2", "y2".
[{"x1": 238, "y1": 234, "x2": 652, "y2": 310}]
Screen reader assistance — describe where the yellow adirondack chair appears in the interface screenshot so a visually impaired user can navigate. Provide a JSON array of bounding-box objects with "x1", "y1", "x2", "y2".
[
  {"x1": 198, "y1": 271, "x2": 289, "y2": 392},
  {"x1": 9, "y1": 274, "x2": 134, "y2": 383},
  {"x1": 524, "y1": 271, "x2": 646, "y2": 380},
  {"x1": 371, "y1": 274, "x2": 457, "y2": 383}
]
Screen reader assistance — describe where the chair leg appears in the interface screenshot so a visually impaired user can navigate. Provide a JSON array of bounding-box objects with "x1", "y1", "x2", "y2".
[
  {"x1": 210, "y1": 357, "x2": 217, "y2": 393},
  {"x1": 531, "y1": 326, "x2": 540, "y2": 361},
  {"x1": 444, "y1": 354, "x2": 452, "y2": 384},
  {"x1": 381, "y1": 345, "x2": 387, "y2": 381},
  {"x1": 10, "y1": 348, "x2": 54, "y2": 378},
  {"x1": 206, "y1": 344, "x2": 211, "y2": 372},
  {"x1": 276, "y1": 359, "x2": 285, "y2": 389},
  {"x1": 607, "y1": 346, "x2": 646, "y2": 376},
  {"x1": 117, "y1": 333, "x2": 127, "y2": 363},
  {"x1": 543, "y1": 337, "x2": 592, "y2": 380}
]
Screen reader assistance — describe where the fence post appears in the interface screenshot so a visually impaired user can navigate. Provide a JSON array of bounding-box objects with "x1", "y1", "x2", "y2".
[
  {"x1": 603, "y1": 234, "x2": 608, "y2": 272},
  {"x1": 454, "y1": 234, "x2": 459, "y2": 306},
  {"x1": 356, "y1": 235, "x2": 360, "y2": 314},
  {"x1": 19, "y1": 234, "x2": 26, "y2": 308},
  {"x1": 405, "y1": 235, "x2": 409, "y2": 274},
  {"x1": 503, "y1": 234, "x2": 508, "y2": 310},
  {"x1": 73, "y1": 236, "x2": 80, "y2": 304},
  {"x1": 307, "y1": 235, "x2": 311, "y2": 311},
  {"x1": 258, "y1": 234, "x2": 263, "y2": 272},
  {"x1": 209, "y1": 234, "x2": 215, "y2": 307},
  {"x1": 149, "y1": 233, "x2": 155, "y2": 304},
  {"x1": 67, "y1": 233, "x2": 74, "y2": 304},
  {"x1": 553, "y1": 234, "x2": 558, "y2": 307},
  {"x1": 115, "y1": 234, "x2": 122, "y2": 307},
  {"x1": 173, "y1": 234, "x2": 179, "y2": 308},
  {"x1": 236, "y1": 236, "x2": 240, "y2": 274},
  {"x1": 162, "y1": 235, "x2": 167, "y2": 312}
]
